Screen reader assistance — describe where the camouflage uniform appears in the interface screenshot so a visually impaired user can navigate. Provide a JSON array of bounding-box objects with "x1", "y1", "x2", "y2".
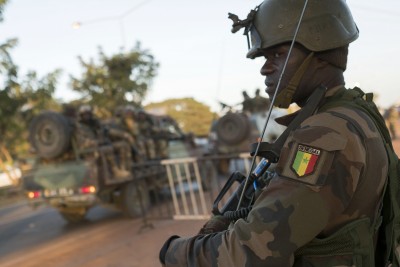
[
  {"x1": 75, "y1": 105, "x2": 101, "y2": 151},
  {"x1": 122, "y1": 115, "x2": 147, "y2": 160},
  {"x1": 109, "y1": 106, "x2": 146, "y2": 162},
  {"x1": 137, "y1": 111, "x2": 157, "y2": 160},
  {"x1": 252, "y1": 88, "x2": 271, "y2": 113},
  {"x1": 77, "y1": 105, "x2": 130, "y2": 178},
  {"x1": 242, "y1": 91, "x2": 254, "y2": 114},
  {"x1": 74, "y1": 122, "x2": 99, "y2": 150},
  {"x1": 162, "y1": 86, "x2": 388, "y2": 266}
]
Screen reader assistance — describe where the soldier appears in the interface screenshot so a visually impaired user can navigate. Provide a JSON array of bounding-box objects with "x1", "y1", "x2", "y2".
[
  {"x1": 241, "y1": 90, "x2": 254, "y2": 114},
  {"x1": 62, "y1": 104, "x2": 77, "y2": 120},
  {"x1": 252, "y1": 88, "x2": 271, "y2": 113},
  {"x1": 153, "y1": 116, "x2": 170, "y2": 159},
  {"x1": 160, "y1": 0, "x2": 395, "y2": 266},
  {"x1": 136, "y1": 110, "x2": 157, "y2": 160},
  {"x1": 120, "y1": 105, "x2": 147, "y2": 161},
  {"x1": 77, "y1": 105, "x2": 103, "y2": 140},
  {"x1": 77, "y1": 104, "x2": 130, "y2": 178}
]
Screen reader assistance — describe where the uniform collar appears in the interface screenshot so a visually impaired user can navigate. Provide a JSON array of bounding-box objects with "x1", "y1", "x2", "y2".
[{"x1": 275, "y1": 85, "x2": 345, "y2": 126}]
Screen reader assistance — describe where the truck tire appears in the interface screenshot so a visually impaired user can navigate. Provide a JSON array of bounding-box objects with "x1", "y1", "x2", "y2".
[
  {"x1": 59, "y1": 211, "x2": 86, "y2": 223},
  {"x1": 121, "y1": 180, "x2": 150, "y2": 218},
  {"x1": 29, "y1": 112, "x2": 72, "y2": 159},
  {"x1": 216, "y1": 113, "x2": 250, "y2": 145}
]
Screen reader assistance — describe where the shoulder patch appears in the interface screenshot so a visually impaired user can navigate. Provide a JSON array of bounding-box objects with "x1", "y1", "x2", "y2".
[{"x1": 291, "y1": 144, "x2": 321, "y2": 177}]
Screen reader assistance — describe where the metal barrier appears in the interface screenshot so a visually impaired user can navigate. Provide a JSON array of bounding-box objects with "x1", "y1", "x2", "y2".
[
  {"x1": 158, "y1": 153, "x2": 253, "y2": 220},
  {"x1": 161, "y1": 157, "x2": 209, "y2": 220}
]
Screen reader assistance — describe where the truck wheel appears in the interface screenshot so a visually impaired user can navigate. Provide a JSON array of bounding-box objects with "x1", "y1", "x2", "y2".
[
  {"x1": 29, "y1": 112, "x2": 72, "y2": 159},
  {"x1": 216, "y1": 113, "x2": 250, "y2": 145},
  {"x1": 121, "y1": 181, "x2": 150, "y2": 218},
  {"x1": 60, "y1": 211, "x2": 86, "y2": 223}
]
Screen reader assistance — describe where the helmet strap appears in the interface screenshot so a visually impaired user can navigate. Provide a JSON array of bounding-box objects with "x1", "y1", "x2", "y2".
[{"x1": 274, "y1": 52, "x2": 314, "y2": 108}]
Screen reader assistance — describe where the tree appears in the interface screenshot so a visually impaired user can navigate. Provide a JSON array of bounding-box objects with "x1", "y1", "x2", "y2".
[
  {"x1": 0, "y1": 11, "x2": 61, "y2": 156},
  {"x1": 70, "y1": 42, "x2": 159, "y2": 117},
  {"x1": 0, "y1": 38, "x2": 18, "y2": 88},
  {"x1": 0, "y1": 70, "x2": 62, "y2": 156},
  {"x1": 0, "y1": 1, "x2": 14, "y2": 87},
  {"x1": 0, "y1": 1, "x2": 20, "y2": 162},
  {"x1": 0, "y1": 0, "x2": 60, "y2": 174},
  {"x1": 145, "y1": 98, "x2": 216, "y2": 136},
  {"x1": 0, "y1": 0, "x2": 8, "y2": 22}
]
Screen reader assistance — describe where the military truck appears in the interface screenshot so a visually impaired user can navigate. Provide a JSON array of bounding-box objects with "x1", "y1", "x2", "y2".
[
  {"x1": 207, "y1": 103, "x2": 286, "y2": 173},
  {"x1": 23, "y1": 110, "x2": 192, "y2": 223}
]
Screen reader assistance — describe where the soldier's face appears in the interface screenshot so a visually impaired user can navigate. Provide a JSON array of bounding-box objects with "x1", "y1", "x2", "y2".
[
  {"x1": 259, "y1": 43, "x2": 320, "y2": 107},
  {"x1": 81, "y1": 112, "x2": 92, "y2": 121}
]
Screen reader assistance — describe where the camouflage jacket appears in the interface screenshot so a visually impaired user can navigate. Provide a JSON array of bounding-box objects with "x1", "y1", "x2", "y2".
[{"x1": 162, "y1": 86, "x2": 388, "y2": 267}]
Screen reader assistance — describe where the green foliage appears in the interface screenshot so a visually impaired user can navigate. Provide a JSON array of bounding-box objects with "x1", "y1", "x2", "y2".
[
  {"x1": 0, "y1": 87, "x2": 20, "y2": 139},
  {"x1": 18, "y1": 70, "x2": 62, "y2": 114},
  {"x1": 145, "y1": 98, "x2": 216, "y2": 136},
  {"x1": 0, "y1": 1, "x2": 59, "y2": 157},
  {"x1": 0, "y1": 70, "x2": 62, "y2": 156},
  {"x1": 70, "y1": 42, "x2": 159, "y2": 116},
  {"x1": 0, "y1": 32, "x2": 61, "y2": 156},
  {"x1": 0, "y1": 38, "x2": 18, "y2": 88},
  {"x1": 0, "y1": 0, "x2": 8, "y2": 22}
]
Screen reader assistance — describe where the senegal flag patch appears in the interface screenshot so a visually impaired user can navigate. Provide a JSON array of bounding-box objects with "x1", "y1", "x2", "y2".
[{"x1": 292, "y1": 144, "x2": 321, "y2": 177}]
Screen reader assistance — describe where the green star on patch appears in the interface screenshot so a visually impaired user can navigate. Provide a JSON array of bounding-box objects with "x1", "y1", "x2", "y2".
[{"x1": 291, "y1": 144, "x2": 321, "y2": 177}]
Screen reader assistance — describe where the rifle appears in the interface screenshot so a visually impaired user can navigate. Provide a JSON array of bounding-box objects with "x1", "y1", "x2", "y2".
[{"x1": 212, "y1": 159, "x2": 273, "y2": 220}]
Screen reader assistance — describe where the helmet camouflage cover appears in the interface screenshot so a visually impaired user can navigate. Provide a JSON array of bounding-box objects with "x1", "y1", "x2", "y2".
[{"x1": 230, "y1": 0, "x2": 359, "y2": 59}]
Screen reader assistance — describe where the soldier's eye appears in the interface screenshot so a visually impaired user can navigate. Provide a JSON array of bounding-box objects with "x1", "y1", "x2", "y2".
[{"x1": 263, "y1": 51, "x2": 281, "y2": 61}]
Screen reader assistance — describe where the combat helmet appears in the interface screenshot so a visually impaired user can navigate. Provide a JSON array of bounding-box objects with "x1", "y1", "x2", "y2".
[
  {"x1": 78, "y1": 104, "x2": 94, "y2": 121},
  {"x1": 123, "y1": 105, "x2": 136, "y2": 117},
  {"x1": 232, "y1": 0, "x2": 359, "y2": 59},
  {"x1": 78, "y1": 104, "x2": 92, "y2": 115},
  {"x1": 229, "y1": 0, "x2": 359, "y2": 108}
]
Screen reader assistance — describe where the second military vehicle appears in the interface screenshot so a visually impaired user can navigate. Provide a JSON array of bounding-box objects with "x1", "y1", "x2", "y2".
[{"x1": 207, "y1": 102, "x2": 286, "y2": 174}]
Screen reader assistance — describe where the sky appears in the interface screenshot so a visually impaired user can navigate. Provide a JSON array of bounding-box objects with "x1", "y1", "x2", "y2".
[{"x1": 1, "y1": 0, "x2": 400, "y2": 112}]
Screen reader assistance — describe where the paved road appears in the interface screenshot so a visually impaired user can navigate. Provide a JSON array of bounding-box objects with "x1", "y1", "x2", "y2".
[
  {"x1": 0, "y1": 203, "x2": 122, "y2": 257},
  {"x1": 0, "y1": 201, "x2": 205, "y2": 267}
]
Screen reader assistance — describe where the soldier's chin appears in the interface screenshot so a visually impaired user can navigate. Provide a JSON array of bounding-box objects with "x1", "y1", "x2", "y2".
[{"x1": 266, "y1": 87, "x2": 275, "y2": 99}]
